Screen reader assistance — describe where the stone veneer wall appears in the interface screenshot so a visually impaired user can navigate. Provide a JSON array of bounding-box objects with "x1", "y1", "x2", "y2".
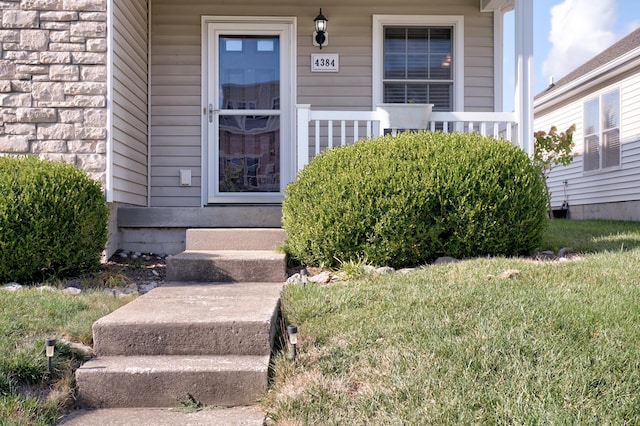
[{"x1": 0, "y1": 0, "x2": 108, "y2": 185}]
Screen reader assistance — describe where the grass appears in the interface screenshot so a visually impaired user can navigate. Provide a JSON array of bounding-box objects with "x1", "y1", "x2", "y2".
[
  {"x1": 2, "y1": 219, "x2": 639, "y2": 424},
  {"x1": 266, "y1": 220, "x2": 640, "y2": 425},
  {"x1": 541, "y1": 219, "x2": 640, "y2": 253},
  {"x1": 0, "y1": 288, "x2": 134, "y2": 425}
]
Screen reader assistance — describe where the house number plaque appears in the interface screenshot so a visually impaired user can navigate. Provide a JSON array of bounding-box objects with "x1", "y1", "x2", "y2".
[{"x1": 311, "y1": 54, "x2": 339, "y2": 72}]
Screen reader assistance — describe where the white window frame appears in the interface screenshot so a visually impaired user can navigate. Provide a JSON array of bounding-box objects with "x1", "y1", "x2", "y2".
[
  {"x1": 583, "y1": 87, "x2": 621, "y2": 173},
  {"x1": 372, "y1": 15, "x2": 464, "y2": 110}
]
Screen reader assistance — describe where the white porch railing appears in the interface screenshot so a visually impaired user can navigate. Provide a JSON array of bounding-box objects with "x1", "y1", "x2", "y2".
[{"x1": 296, "y1": 104, "x2": 518, "y2": 170}]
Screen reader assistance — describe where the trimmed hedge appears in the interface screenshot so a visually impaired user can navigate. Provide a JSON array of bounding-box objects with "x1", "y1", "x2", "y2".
[
  {"x1": 283, "y1": 131, "x2": 548, "y2": 268},
  {"x1": 0, "y1": 156, "x2": 108, "y2": 283}
]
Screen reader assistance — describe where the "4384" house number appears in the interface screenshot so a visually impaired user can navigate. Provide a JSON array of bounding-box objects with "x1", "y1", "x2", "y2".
[{"x1": 311, "y1": 54, "x2": 339, "y2": 72}]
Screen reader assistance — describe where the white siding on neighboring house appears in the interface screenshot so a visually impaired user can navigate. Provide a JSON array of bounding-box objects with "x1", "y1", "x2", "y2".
[
  {"x1": 112, "y1": 0, "x2": 149, "y2": 206},
  {"x1": 535, "y1": 69, "x2": 640, "y2": 211},
  {"x1": 622, "y1": 70, "x2": 640, "y2": 138},
  {"x1": 534, "y1": 100, "x2": 582, "y2": 209},
  {"x1": 150, "y1": 0, "x2": 496, "y2": 207}
]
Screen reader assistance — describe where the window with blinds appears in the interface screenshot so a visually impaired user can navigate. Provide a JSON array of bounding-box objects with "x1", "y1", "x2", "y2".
[
  {"x1": 583, "y1": 89, "x2": 620, "y2": 172},
  {"x1": 383, "y1": 26, "x2": 453, "y2": 111}
]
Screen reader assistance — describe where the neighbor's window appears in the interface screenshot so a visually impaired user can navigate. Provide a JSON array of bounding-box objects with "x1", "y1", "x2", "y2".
[
  {"x1": 383, "y1": 26, "x2": 453, "y2": 110},
  {"x1": 583, "y1": 89, "x2": 620, "y2": 172}
]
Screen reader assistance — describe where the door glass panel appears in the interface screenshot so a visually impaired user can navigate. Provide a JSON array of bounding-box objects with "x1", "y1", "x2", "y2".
[
  {"x1": 218, "y1": 36, "x2": 280, "y2": 110},
  {"x1": 218, "y1": 116, "x2": 280, "y2": 193},
  {"x1": 218, "y1": 35, "x2": 280, "y2": 193}
]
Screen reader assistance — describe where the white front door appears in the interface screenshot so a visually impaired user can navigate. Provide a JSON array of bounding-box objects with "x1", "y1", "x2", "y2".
[{"x1": 204, "y1": 18, "x2": 295, "y2": 203}]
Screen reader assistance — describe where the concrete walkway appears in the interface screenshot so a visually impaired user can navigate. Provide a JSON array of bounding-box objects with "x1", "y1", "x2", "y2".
[
  {"x1": 60, "y1": 229, "x2": 287, "y2": 424},
  {"x1": 61, "y1": 281, "x2": 283, "y2": 425},
  {"x1": 60, "y1": 406, "x2": 265, "y2": 425}
]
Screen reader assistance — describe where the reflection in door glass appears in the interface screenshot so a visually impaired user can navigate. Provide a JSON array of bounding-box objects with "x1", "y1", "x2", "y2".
[
  {"x1": 218, "y1": 36, "x2": 280, "y2": 193},
  {"x1": 218, "y1": 117, "x2": 280, "y2": 193},
  {"x1": 218, "y1": 36, "x2": 280, "y2": 110}
]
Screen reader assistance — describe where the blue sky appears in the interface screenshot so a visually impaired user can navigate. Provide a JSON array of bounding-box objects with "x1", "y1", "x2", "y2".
[{"x1": 503, "y1": 0, "x2": 640, "y2": 111}]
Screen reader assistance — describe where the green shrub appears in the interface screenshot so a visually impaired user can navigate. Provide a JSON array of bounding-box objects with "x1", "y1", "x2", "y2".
[
  {"x1": 0, "y1": 156, "x2": 108, "y2": 283},
  {"x1": 283, "y1": 132, "x2": 548, "y2": 268}
]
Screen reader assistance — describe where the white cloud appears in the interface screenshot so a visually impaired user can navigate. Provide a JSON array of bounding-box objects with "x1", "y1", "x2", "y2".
[
  {"x1": 542, "y1": 0, "x2": 618, "y2": 81},
  {"x1": 624, "y1": 20, "x2": 640, "y2": 34}
]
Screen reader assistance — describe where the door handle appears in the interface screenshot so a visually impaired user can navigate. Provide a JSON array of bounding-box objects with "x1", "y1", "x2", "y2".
[{"x1": 208, "y1": 104, "x2": 214, "y2": 123}]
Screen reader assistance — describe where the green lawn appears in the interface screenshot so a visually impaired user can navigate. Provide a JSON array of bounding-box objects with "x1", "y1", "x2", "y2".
[
  {"x1": 541, "y1": 218, "x2": 640, "y2": 253},
  {"x1": 0, "y1": 289, "x2": 133, "y2": 425},
  {"x1": 266, "y1": 220, "x2": 640, "y2": 425},
  {"x1": 2, "y1": 220, "x2": 640, "y2": 425}
]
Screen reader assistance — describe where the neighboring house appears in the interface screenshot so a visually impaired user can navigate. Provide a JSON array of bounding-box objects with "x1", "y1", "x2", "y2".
[
  {"x1": 534, "y1": 28, "x2": 640, "y2": 220},
  {"x1": 0, "y1": 0, "x2": 534, "y2": 256}
]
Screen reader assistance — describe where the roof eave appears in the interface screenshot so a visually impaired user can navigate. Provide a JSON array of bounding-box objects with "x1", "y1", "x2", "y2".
[{"x1": 534, "y1": 46, "x2": 640, "y2": 112}]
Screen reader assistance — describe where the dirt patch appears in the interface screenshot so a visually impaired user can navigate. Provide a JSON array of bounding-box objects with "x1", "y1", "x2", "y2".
[
  {"x1": 102, "y1": 254, "x2": 167, "y2": 285},
  {"x1": 61, "y1": 252, "x2": 167, "y2": 291}
]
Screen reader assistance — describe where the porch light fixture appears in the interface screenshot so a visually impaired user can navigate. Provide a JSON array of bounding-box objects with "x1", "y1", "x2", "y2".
[
  {"x1": 287, "y1": 324, "x2": 298, "y2": 360},
  {"x1": 313, "y1": 9, "x2": 328, "y2": 49},
  {"x1": 45, "y1": 338, "x2": 55, "y2": 374}
]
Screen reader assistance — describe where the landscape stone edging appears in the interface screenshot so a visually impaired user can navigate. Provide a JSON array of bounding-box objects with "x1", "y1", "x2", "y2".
[
  {"x1": 285, "y1": 247, "x2": 578, "y2": 284},
  {"x1": 1, "y1": 248, "x2": 578, "y2": 289}
]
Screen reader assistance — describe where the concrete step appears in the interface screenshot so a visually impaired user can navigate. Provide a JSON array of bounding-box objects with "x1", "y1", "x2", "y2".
[
  {"x1": 166, "y1": 250, "x2": 286, "y2": 282},
  {"x1": 75, "y1": 355, "x2": 269, "y2": 408},
  {"x1": 185, "y1": 228, "x2": 286, "y2": 251},
  {"x1": 93, "y1": 282, "x2": 283, "y2": 356},
  {"x1": 60, "y1": 406, "x2": 265, "y2": 426}
]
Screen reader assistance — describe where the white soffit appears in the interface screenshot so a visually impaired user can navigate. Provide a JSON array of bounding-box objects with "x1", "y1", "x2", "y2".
[{"x1": 480, "y1": 0, "x2": 514, "y2": 12}]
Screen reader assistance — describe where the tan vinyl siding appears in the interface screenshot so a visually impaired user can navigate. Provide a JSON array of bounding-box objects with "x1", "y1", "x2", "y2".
[
  {"x1": 463, "y1": 19, "x2": 495, "y2": 111},
  {"x1": 535, "y1": 67, "x2": 640, "y2": 209},
  {"x1": 112, "y1": 0, "x2": 149, "y2": 206},
  {"x1": 150, "y1": 0, "x2": 495, "y2": 207}
]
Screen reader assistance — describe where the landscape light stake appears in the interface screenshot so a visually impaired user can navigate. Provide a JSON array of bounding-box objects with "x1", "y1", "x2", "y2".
[
  {"x1": 45, "y1": 338, "x2": 55, "y2": 375},
  {"x1": 300, "y1": 268, "x2": 308, "y2": 287},
  {"x1": 287, "y1": 325, "x2": 298, "y2": 361}
]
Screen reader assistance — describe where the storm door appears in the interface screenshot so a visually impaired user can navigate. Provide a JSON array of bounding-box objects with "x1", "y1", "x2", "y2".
[{"x1": 205, "y1": 19, "x2": 294, "y2": 203}]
